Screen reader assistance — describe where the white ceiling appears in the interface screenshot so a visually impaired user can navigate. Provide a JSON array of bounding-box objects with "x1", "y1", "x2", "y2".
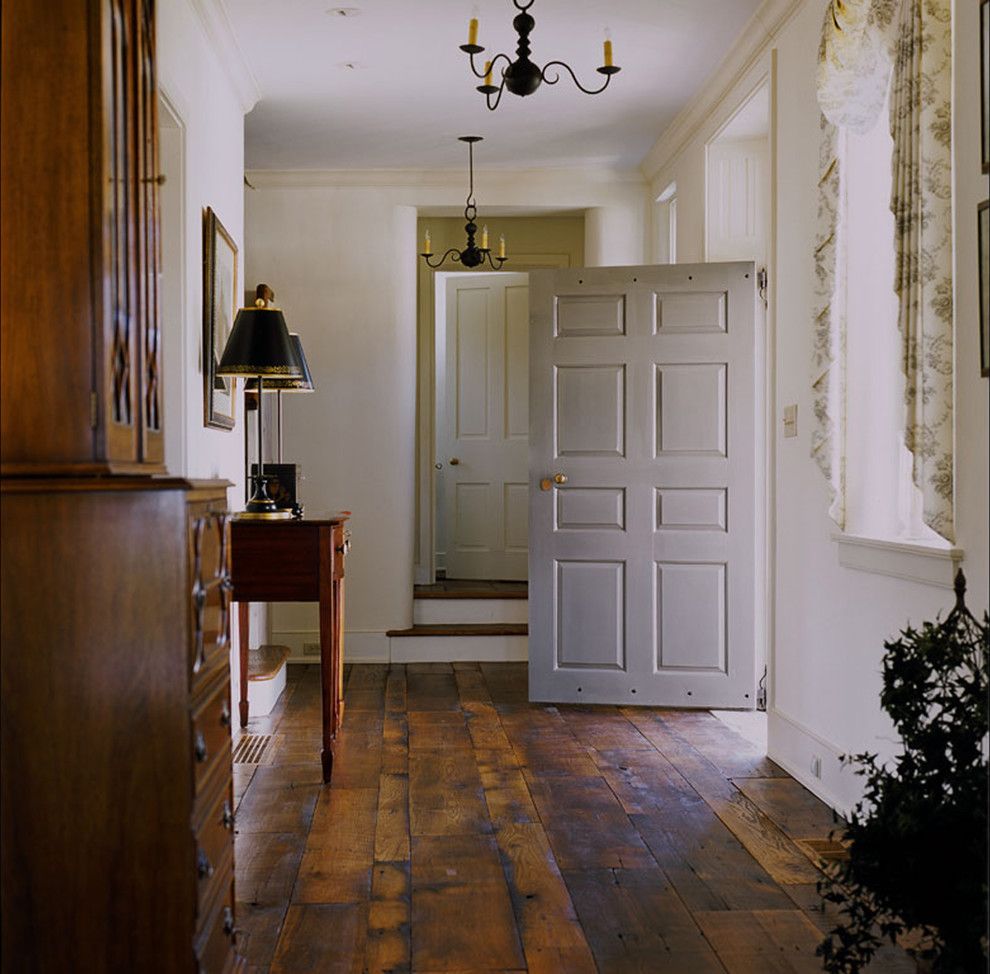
[{"x1": 228, "y1": 0, "x2": 763, "y2": 172}]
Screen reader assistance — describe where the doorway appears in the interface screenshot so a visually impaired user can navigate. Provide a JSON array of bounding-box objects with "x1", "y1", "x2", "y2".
[{"x1": 434, "y1": 271, "x2": 530, "y2": 581}]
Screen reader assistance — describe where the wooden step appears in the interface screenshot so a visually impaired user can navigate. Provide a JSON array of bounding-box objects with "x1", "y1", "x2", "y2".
[
  {"x1": 414, "y1": 579, "x2": 527, "y2": 600},
  {"x1": 386, "y1": 623, "x2": 528, "y2": 638},
  {"x1": 248, "y1": 644, "x2": 291, "y2": 682}
]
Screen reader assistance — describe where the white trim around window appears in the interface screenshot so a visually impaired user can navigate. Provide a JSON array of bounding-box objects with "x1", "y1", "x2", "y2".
[{"x1": 833, "y1": 532, "x2": 964, "y2": 589}]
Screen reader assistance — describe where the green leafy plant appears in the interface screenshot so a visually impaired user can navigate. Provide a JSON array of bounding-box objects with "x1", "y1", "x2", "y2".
[{"x1": 817, "y1": 572, "x2": 989, "y2": 974}]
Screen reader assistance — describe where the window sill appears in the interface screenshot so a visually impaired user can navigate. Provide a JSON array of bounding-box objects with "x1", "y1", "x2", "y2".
[{"x1": 832, "y1": 533, "x2": 963, "y2": 588}]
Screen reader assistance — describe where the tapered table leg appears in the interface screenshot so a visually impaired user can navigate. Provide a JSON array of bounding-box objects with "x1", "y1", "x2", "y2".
[
  {"x1": 318, "y1": 526, "x2": 336, "y2": 783},
  {"x1": 238, "y1": 601, "x2": 250, "y2": 728}
]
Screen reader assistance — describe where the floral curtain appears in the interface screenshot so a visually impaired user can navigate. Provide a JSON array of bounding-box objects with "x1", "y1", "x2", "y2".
[
  {"x1": 814, "y1": 0, "x2": 954, "y2": 541},
  {"x1": 888, "y1": 0, "x2": 954, "y2": 541},
  {"x1": 811, "y1": 113, "x2": 847, "y2": 529}
]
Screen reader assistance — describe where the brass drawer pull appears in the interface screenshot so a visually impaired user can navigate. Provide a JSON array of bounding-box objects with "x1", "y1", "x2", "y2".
[
  {"x1": 194, "y1": 731, "x2": 208, "y2": 763},
  {"x1": 223, "y1": 907, "x2": 236, "y2": 939},
  {"x1": 222, "y1": 801, "x2": 234, "y2": 830},
  {"x1": 220, "y1": 702, "x2": 231, "y2": 728},
  {"x1": 196, "y1": 849, "x2": 214, "y2": 880}
]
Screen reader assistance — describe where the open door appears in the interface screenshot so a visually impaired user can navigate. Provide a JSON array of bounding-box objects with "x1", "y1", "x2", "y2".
[
  {"x1": 528, "y1": 262, "x2": 760, "y2": 708},
  {"x1": 438, "y1": 272, "x2": 530, "y2": 580}
]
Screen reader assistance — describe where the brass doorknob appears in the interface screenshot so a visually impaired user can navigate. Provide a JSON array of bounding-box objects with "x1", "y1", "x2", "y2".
[
  {"x1": 553, "y1": 473, "x2": 568, "y2": 485},
  {"x1": 449, "y1": 458, "x2": 460, "y2": 465},
  {"x1": 540, "y1": 473, "x2": 568, "y2": 491}
]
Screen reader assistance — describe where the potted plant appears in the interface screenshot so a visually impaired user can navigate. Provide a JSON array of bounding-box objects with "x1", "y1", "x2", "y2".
[{"x1": 817, "y1": 571, "x2": 989, "y2": 974}]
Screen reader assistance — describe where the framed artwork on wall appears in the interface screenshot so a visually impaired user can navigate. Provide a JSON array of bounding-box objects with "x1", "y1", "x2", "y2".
[
  {"x1": 983, "y1": 0, "x2": 989, "y2": 173},
  {"x1": 979, "y1": 200, "x2": 989, "y2": 378},
  {"x1": 203, "y1": 207, "x2": 238, "y2": 429}
]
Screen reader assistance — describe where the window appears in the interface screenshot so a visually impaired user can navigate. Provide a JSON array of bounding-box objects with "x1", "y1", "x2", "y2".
[
  {"x1": 655, "y1": 182, "x2": 677, "y2": 264},
  {"x1": 842, "y1": 94, "x2": 946, "y2": 547}
]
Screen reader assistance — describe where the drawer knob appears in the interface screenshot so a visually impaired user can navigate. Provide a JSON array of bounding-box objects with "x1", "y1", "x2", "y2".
[
  {"x1": 220, "y1": 702, "x2": 231, "y2": 728},
  {"x1": 197, "y1": 849, "x2": 214, "y2": 880},
  {"x1": 222, "y1": 801, "x2": 234, "y2": 830},
  {"x1": 223, "y1": 907, "x2": 236, "y2": 938},
  {"x1": 194, "y1": 731, "x2": 208, "y2": 763}
]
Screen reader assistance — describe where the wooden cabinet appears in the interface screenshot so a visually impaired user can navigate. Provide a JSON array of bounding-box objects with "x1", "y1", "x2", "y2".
[
  {"x1": 0, "y1": 478, "x2": 243, "y2": 973},
  {"x1": 0, "y1": 0, "x2": 164, "y2": 474}
]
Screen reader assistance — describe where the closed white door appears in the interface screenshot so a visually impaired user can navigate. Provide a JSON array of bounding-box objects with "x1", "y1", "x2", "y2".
[
  {"x1": 529, "y1": 263, "x2": 760, "y2": 708},
  {"x1": 438, "y1": 273, "x2": 529, "y2": 579}
]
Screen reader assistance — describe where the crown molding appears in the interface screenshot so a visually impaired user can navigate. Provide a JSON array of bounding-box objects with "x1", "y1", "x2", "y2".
[
  {"x1": 244, "y1": 167, "x2": 648, "y2": 190},
  {"x1": 188, "y1": 0, "x2": 261, "y2": 113},
  {"x1": 639, "y1": 0, "x2": 805, "y2": 182}
]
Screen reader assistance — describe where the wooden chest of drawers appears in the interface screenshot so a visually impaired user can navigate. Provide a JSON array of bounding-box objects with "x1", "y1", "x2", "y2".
[{"x1": 0, "y1": 478, "x2": 243, "y2": 972}]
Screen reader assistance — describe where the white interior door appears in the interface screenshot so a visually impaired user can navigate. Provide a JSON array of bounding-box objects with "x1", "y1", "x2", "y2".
[
  {"x1": 438, "y1": 273, "x2": 529, "y2": 579},
  {"x1": 529, "y1": 263, "x2": 760, "y2": 708}
]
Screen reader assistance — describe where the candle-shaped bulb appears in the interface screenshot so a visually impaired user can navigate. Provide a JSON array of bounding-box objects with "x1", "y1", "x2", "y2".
[
  {"x1": 603, "y1": 27, "x2": 613, "y2": 67},
  {"x1": 468, "y1": 17, "x2": 478, "y2": 46},
  {"x1": 498, "y1": 234, "x2": 506, "y2": 259},
  {"x1": 481, "y1": 225, "x2": 489, "y2": 250},
  {"x1": 423, "y1": 229, "x2": 432, "y2": 256},
  {"x1": 483, "y1": 60, "x2": 493, "y2": 86}
]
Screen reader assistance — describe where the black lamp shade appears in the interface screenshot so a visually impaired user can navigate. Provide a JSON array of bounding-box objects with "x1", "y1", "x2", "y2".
[
  {"x1": 217, "y1": 306, "x2": 304, "y2": 378},
  {"x1": 245, "y1": 333, "x2": 315, "y2": 392}
]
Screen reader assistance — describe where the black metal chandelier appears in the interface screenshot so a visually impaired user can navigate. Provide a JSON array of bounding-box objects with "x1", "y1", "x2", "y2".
[
  {"x1": 460, "y1": 0, "x2": 620, "y2": 111},
  {"x1": 420, "y1": 136, "x2": 507, "y2": 270}
]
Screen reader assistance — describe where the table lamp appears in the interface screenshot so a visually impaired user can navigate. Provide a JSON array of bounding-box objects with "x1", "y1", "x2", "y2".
[{"x1": 216, "y1": 287, "x2": 304, "y2": 518}]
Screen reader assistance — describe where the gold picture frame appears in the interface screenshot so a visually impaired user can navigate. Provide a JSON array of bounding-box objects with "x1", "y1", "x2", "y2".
[{"x1": 203, "y1": 207, "x2": 238, "y2": 430}]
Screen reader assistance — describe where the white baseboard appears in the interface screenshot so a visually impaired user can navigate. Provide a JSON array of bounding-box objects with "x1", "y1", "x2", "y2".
[
  {"x1": 414, "y1": 598, "x2": 528, "y2": 626},
  {"x1": 390, "y1": 635, "x2": 528, "y2": 663},
  {"x1": 272, "y1": 629, "x2": 391, "y2": 664},
  {"x1": 767, "y1": 707, "x2": 862, "y2": 819},
  {"x1": 247, "y1": 665, "x2": 287, "y2": 716}
]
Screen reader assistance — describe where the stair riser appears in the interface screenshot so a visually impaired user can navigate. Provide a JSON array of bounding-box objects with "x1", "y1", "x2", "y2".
[
  {"x1": 414, "y1": 598, "x2": 528, "y2": 626},
  {"x1": 390, "y1": 635, "x2": 528, "y2": 663}
]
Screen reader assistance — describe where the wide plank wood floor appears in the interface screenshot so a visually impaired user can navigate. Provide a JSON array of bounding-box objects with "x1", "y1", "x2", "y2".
[{"x1": 233, "y1": 664, "x2": 912, "y2": 974}]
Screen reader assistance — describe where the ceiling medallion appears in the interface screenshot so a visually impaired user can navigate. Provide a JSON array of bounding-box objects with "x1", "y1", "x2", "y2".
[
  {"x1": 420, "y1": 136, "x2": 507, "y2": 271},
  {"x1": 461, "y1": 0, "x2": 620, "y2": 111}
]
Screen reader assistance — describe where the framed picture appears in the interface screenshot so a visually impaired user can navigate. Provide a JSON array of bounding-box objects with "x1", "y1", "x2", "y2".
[
  {"x1": 983, "y1": 0, "x2": 989, "y2": 174},
  {"x1": 203, "y1": 207, "x2": 238, "y2": 430},
  {"x1": 980, "y1": 200, "x2": 989, "y2": 378}
]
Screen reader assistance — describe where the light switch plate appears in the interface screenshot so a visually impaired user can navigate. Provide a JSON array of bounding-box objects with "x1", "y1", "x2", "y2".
[{"x1": 783, "y1": 404, "x2": 798, "y2": 438}]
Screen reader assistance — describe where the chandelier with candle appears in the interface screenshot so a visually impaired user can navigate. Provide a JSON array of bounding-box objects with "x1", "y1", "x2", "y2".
[
  {"x1": 461, "y1": 0, "x2": 619, "y2": 112},
  {"x1": 420, "y1": 136, "x2": 507, "y2": 270}
]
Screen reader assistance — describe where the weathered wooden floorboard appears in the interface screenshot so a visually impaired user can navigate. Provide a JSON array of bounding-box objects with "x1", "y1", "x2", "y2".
[{"x1": 240, "y1": 665, "x2": 912, "y2": 973}]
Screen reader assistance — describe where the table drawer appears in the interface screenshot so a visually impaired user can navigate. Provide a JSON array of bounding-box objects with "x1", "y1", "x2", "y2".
[{"x1": 192, "y1": 678, "x2": 232, "y2": 795}]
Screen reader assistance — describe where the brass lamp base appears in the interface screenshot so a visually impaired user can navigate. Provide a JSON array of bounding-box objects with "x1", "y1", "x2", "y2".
[
  {"x1": 234, "y1": 509, "x2": 293, "y2": 520},
  {"x1": 237, "y1": 476, "x2": 292, "y2": 520}
]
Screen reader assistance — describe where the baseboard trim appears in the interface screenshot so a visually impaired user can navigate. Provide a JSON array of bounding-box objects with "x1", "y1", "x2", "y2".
[
  {"x1": 390, "y1": 634, "x2": 528, "y2": 664},
  {"x1": 767, "y1": 707, "x2": 860, "y2": 818}
]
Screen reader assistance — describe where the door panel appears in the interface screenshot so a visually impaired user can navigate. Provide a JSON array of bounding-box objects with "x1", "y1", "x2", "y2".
[
  {"x1": 440, "y1": 273, "x2": 529, "y2": 580},
  {"x1": 529, "y1": 262, "x2": 759, "y2": 708}
]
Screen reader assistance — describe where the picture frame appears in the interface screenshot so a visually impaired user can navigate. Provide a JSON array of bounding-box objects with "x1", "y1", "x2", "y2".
[
  {"x1": 983, "y1": 0, "x2": 989, "y2": 174},
  {"x1": 203, "y1": 207, "x2": 238, "y2": 430},
  {"x1": 980, "y1": 199, "x2": 989, "y2": 378}
]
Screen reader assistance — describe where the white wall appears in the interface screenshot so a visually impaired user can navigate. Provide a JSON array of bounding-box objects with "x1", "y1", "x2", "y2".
[
  {"x1": 642, "y1": 0, "x2": 989, "y2": 815},
  {"x1": 157, "y1": 0, "x2": 256, "y2": 692},
  {"x1": 244, "y1": 171, "x2": 647, "y2": 661}
]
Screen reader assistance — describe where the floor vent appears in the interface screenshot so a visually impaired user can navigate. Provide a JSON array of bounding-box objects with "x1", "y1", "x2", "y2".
[
  {"x1": 233, "y1": 734, "x2": 272, "y2": 765},
  {"x1": 796, "y1": 837, "x2": 850, "y2": 863}
]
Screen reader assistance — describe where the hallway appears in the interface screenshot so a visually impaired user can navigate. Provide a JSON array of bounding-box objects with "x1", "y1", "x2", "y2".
[{"x1": 232, "y1": 665, "x2": 912, "y2": 973}]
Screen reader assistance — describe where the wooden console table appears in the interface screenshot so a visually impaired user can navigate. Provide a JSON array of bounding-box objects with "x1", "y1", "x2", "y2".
[{"x1": 229, "y1": 514, "x2": 350, "y2": 783}]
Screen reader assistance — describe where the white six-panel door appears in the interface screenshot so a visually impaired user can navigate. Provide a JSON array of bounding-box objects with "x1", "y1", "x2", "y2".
[
  {"x1": 528, "y1": 263, "x2": 759, "y2": 708},
  {"x1": 439, "y1": 273, "x2": 530, "y2": 579}
]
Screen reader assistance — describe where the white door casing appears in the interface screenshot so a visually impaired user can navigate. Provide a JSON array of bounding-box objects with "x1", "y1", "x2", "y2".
[
  {"x1": 529, "y1": 263, "x2": 760, "y2": 708},
  {"x1": 438, "y1": 273, "x2": 530, "y2": 579}
]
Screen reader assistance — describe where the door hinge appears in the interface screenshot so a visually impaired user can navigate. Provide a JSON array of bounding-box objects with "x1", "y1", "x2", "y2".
[
  {"x1": 757, "y1": 267, "x2": 768, "y2": 307},
  {"x1": 90, "y1": 392, "x2": 98, "y2": 429},
  {"x1": 756, "y1": 665, "x2": 768, "y2": 711}
]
